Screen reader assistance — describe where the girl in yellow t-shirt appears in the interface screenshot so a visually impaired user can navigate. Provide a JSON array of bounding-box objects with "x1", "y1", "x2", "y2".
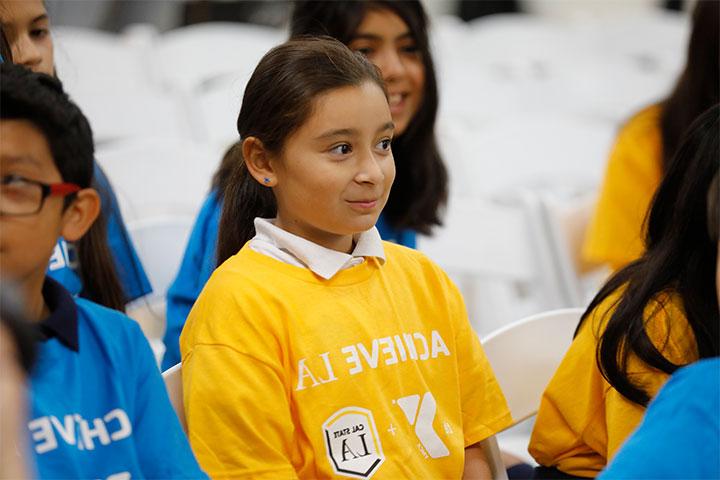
[
  {"x1": 530, "y1": 104, "x2": 720, "y2": 478},
  {"x1": 180, "y1": 37, "x2": 512, "y2": 480},
  {"x1": 583, "y1": 1, "x2": 719, "y2": 271}
]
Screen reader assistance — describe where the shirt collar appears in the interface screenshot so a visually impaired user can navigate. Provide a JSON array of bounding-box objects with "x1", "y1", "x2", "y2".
[
  {"x1": 39, "y1": 276, "x2": 79, "y2": 351},
  {"x1": 253, "y1": 218, "x2": 385, "y2": 280}
]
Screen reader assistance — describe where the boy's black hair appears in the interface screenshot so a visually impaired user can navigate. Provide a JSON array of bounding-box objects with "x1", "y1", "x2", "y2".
[
  {"x1": 0, "y1": 63, "x2": 126, "y2": 311},
  {"x1": 1, "y1": 63, "x2": 94, "y2": 188}
]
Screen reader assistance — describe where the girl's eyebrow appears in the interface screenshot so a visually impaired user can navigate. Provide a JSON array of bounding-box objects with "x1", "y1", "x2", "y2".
[
  {"x1": 315, "y1": 128, "x2": 355, "y2": 141},
  {"x1": 377, "y1": 121, "x2": 395, "y2": 133},
  {"x1": 31, "y1": 14, "x2": 49, "y2": 24},
  {"x1": 314, "y1": 121, "x2": 394, "y2": 142},
  {"x1": 351, "y1": 32, "x2": 413, "y2": 43}
]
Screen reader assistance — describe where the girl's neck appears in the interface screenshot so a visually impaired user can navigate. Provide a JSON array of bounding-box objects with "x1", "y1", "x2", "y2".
[
  {"x1": 20, "y1": 271, "x2": 51, "y2": 323},
  {"x1": 274, "y1": 217, "x2": 355, "y2": 254}
]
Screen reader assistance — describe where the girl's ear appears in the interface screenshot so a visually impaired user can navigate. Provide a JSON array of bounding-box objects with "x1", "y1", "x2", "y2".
[
  {"x1": 243, "y1": 136, "x2": 277, "y2": 186},
  {"x1": 60, "y1": 189, "x2": 101, "y2": 242}
]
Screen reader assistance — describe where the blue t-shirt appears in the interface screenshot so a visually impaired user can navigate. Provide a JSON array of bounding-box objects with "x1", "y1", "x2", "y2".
[
  {"x1": 46, "y1": 163, "x2": 152, "y2": 303},
  {"x1": 600, "y1": 358, "x2": 720, "y2": 479},
  {"x1": 161, "y1": 190, "x2": 417, "y2": 370},
  {"x1": 29, "y1": 277, "x2": 206, "y2": 479}
]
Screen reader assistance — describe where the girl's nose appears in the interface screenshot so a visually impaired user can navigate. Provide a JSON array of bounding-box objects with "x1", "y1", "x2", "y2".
[
  {"x1": 355, "y1": 150, "x2": 386, "y2": 185},
  {"x1": 13, "y1": 35, "x2": 43, "y2": 72},
  {"x1": 376, "y1": 49, "x2": 405, "y2": 83}
]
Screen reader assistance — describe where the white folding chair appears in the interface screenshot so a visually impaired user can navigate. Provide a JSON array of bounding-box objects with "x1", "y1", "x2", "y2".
[
  {"x1": 162, "y1": 363, "x2": 186, "y2": 433},
  {"x1": 54, "y1": 27, "x2": 190, "y2": 144},
  {"x1": 149, "y1": 22, "x2": 283, "y2": 93},
  {"x1": 481, "y1": 308, "x2": 584, "y2": 466},
  {"x1": 538, "y1": 191, "x2": 610, "y2": 307},
  {"x1": 95, "y1": 137, "x2": 224, "y2": 222},
  {"x1": 417, "y1": 194, "x2": 562, "y2": 336},
  {"x1": 127, "y1": 215, "x2": 195, "y2": 299},
  {"x1": 482, "y1": 308, "x2": 583, "y2": 423}
]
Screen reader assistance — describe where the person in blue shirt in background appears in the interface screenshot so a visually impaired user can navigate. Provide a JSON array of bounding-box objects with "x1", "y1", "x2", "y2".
[
  {"x1": 600, "y1": 163, "x2": 720, "y2": 480},
  {"x1": 163, "y1": 0, "x2": 448, "y2": 369},
  {"x1": 599, "y1": 358, "x2": 720, "y2": 479},
  {"x1": 0, "y1": 0, "x2": 152, "y2": 306},
  {"x1": 0, "y1": 63, "x2": 204, "y2": 479}
]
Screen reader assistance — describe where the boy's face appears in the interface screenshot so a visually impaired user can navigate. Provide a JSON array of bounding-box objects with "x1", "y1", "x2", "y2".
[
  {"x1": 0, "y1": 0, "x2": 54, "y2": 75},
  {"x1": 0, "y1": 120, "x2": 66, "y2": 284}
]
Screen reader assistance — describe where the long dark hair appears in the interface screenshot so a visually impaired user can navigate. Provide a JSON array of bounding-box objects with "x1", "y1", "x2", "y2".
[
  {"x1": 290, "y1": 0, "x2": 447, "y2": 234},
  {"x1": 578, "y1": 104, "x2": 720, "y2": 407},
  {"x1": 216, "y1": 37, "x2": 386, "y2": 265},
  {"x1": 659, "y1": 0, "x2": 719, "y2": 171},
  {"x1": 211, "y1": 141, "x2": 242, "y2": 194},
  {"x1": 0, "y1": 26, "x2": 11, "y2": 63},
  {"x1": 0, "y1": 64, "x2": 126, "y2": 311}
]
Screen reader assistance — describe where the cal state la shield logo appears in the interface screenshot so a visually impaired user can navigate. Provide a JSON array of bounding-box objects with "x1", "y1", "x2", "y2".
[{"x1": 322, "y1": 407, "x2": 384, "y2": 478}]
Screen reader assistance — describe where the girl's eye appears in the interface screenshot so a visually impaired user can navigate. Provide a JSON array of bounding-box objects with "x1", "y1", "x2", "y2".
[
  {"x1": 401, "y1": 44, "x2": 419, "y2": 54},
  {"x1": 31, "y1": 29, "x2": 49, "y2": 40},
  {"x1": 377, "y1": 139, "x2": 392, "y2": 151},
  {"x1": 330, "y1": 144, "x2": 352, "y2": 155},
  {"x1": 354, "y1": 47, "x2": 374, "y2": 56}
]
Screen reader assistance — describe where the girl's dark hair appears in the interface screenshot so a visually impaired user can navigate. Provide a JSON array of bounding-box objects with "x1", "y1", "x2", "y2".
[
  {"x1": 0, "y1": 63, "x2": 126, "y2": 311},
  {"x1": 290, "y1": 0, "x2": 447, "y2": 234},
  {"x1": 578, "y1": 104, "x2": 720, "y2": 407},
  {"x1": 216, "y1": 37, "x2": 385, "y2": 265},
  {"x1": 0, "y1": 26, "x2": 11, "y2": 63},
  {"x1": 659, "y1": 0, "x2": 719, "y2": 171},
  {"x1": 709, "y1": 173, "x2": 719, "y2": 244},
  {"x1": 211, "y1": 141, "x2": 242, "y2": 194}
]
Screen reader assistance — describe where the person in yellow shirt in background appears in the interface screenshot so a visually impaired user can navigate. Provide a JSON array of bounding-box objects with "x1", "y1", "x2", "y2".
[
  {"x1": 180, "y1": 37, "x2": 512, "y2": 479},
  {"x1": 583, "y1": 0, "x2": 718, "y2": 271},
  {"x1": 529, "y1": 104, "x2": 719, "y2": 478}
]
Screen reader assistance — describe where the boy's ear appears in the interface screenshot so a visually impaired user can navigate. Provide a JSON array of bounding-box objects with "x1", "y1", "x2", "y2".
[
  {"x1": 243, "y1": 136, "x2": 277, "y2": 186},
  {"x1": 60, "y1": 189, "x2": 101, "y2": 242}
]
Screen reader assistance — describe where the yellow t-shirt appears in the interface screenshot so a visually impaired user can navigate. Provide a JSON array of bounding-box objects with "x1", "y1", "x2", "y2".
[
  {"x1": 528, "y1": 290, "x2": 698, "y2": 477},
  {"x1": 583, "y1": 105, "x2": 664, "y2": 271},
  {"x1": 180, "y1": 242, "x2": 512, "y2": 479}
]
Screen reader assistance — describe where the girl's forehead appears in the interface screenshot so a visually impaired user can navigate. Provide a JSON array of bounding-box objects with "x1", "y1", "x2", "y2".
[
  {"x1": 298, "y1": 83, "x2": 391, "y2": 137},
  {"x1": 0, "y1": 0, "x2": 47, "y2": 24},
  {"x1": 356, "y1": 8, "x2": 411, "y2": 35}
]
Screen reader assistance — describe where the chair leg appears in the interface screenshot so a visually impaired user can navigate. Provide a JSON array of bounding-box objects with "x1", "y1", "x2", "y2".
[{"x1": 480, "y1": 435, "x2": 509, "y2": 480}]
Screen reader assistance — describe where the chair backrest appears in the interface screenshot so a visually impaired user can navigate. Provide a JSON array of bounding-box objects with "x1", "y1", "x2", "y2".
[
  {"x1": 482, "y1": 308, "x2": 584, "y2": 424},
  {"x1": 127, "y1": 215, "x2": 195, "y2": 298},
  {"x1": 417, "y1": 194, "x2": 564, "y2": 336},
  {"x1": 538, "y1": 191, "x2": 608, "y2": 307},
  {"x1": 162, "y1": 363, "x2": 186, "y2": 432},
  {"x1": 149, "y1": 22, "x2": 283, "y2": 93},
  {"x1": 96, "y1": 137, "x2": 223, "y2": 222}
]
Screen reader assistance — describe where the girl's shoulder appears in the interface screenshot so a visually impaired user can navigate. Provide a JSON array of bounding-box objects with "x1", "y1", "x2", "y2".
[
  {"x1": 74, "y1": 298, "x2": 151, "y2": 357},
  {"x1": 383, "y1": 240, "x2": 438, "y2": 269},
  {"x1": 584, "y1": 287, "x2": 694, "y2": 357},
  {"x1": 382, "y1": 241, "x2": 459, "y2": 290}
]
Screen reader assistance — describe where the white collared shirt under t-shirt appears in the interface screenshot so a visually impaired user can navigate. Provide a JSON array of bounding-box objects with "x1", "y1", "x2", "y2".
[{"x1": 249, "y1": 217, "x2": 386, "y2": 279}]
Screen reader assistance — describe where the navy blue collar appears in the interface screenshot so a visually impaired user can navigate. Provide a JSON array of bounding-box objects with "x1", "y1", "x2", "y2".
[{"x1": 39, "y1": 276, "x2": 79, "y2": 352}]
